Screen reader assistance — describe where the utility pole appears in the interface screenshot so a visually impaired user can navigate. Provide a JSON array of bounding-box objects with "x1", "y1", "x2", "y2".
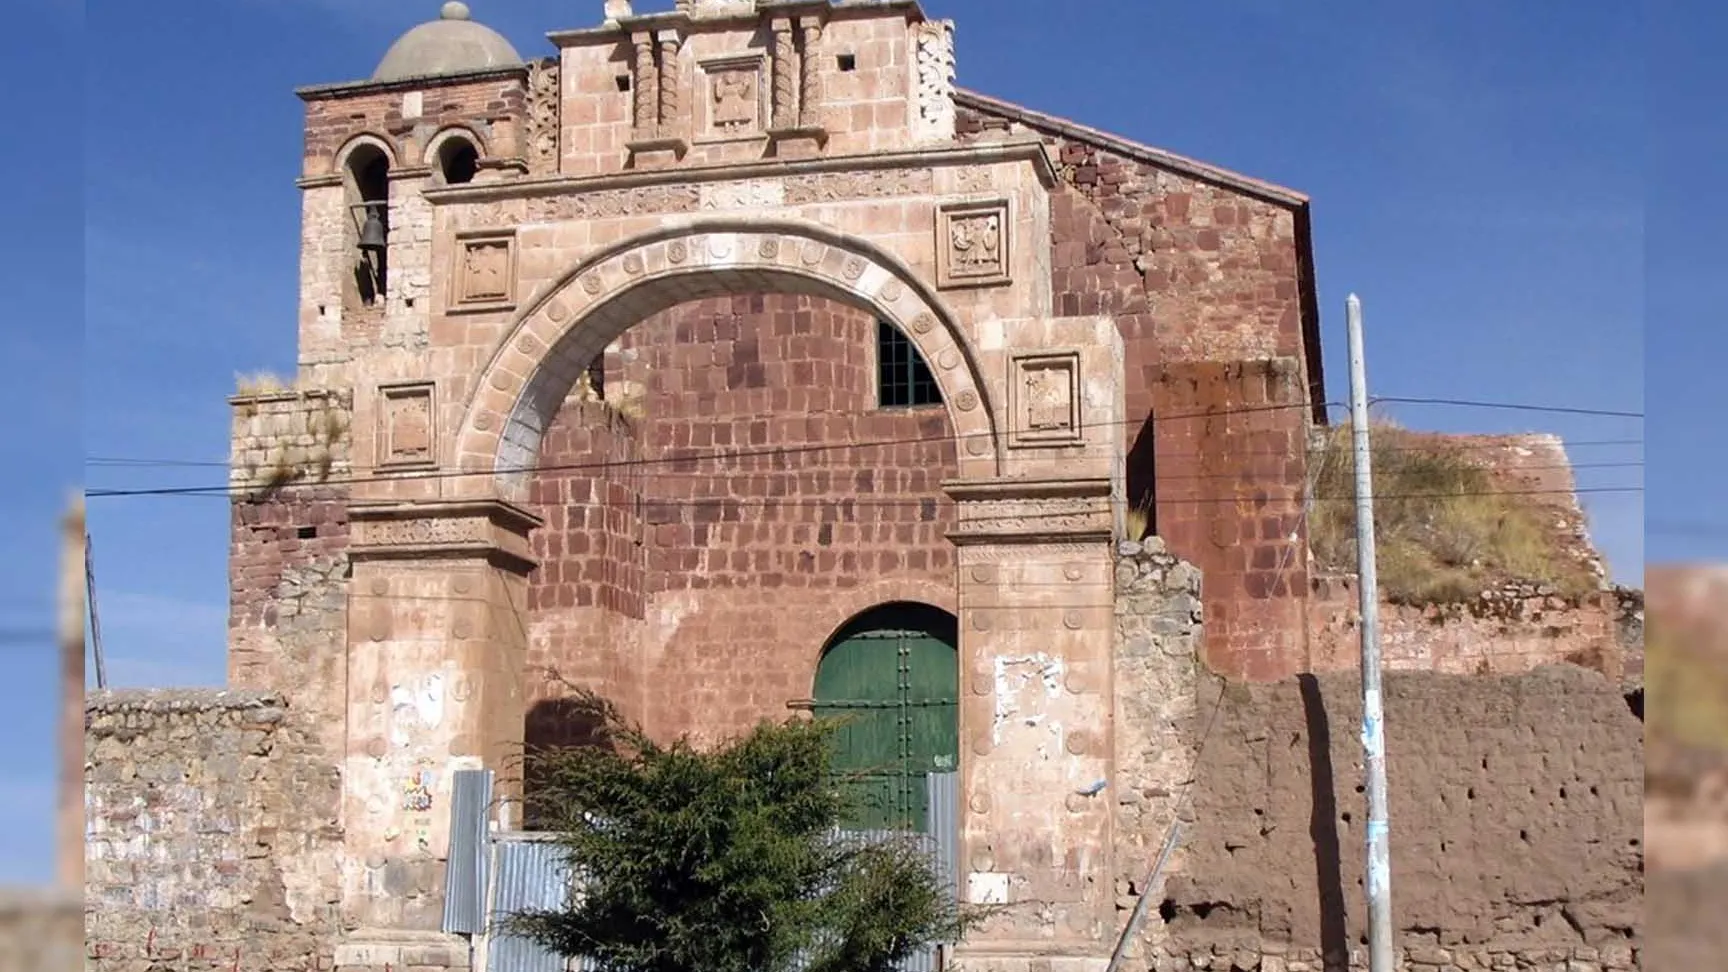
[
  {"x1": 1346, "y1": 294, "x2": 1393, "y2": 972},
  {"x1": 86, "y1": 530, "x2": 108, "y2": 689},
  {"x1": 59, "y1": 494, "x2": 87, "y2": 892}
]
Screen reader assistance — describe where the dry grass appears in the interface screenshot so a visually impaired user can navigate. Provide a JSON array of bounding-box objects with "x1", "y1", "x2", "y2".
[
  {"x1": 1306, "y1": 422, "x2": 1596, "y2": 605},
  {"x1": 235, "y1": 371, "x2": 292, "y2": 396}
]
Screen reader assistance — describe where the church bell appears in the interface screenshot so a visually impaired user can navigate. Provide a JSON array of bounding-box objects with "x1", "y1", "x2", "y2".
[{"x1": 358, "y1": 209, "x2": 388, "y2": 253}]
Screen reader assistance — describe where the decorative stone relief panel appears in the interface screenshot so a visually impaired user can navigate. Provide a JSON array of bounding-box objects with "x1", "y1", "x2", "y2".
[
  {"x1": 911, "y1": 19, "x2": 957, "y2": 142},
  {"x1": 936, "y1": 199, "x2": 1011, "y2": 289},
  {"x1": 524, "y1": 59, "x2": 561, "y2": 174},
  {"x1": 449, "y1": 230, "x2": 517, "y2": 312},
  {"x1": 378, "y1": 382, "x2": 436, "y2": 469},
  {"x1": 700, "y1": 54, "x2": 767, "y2": 139},
  {"x1": 1008, "y1": 351, "x2": 1083, "y2": 448}
]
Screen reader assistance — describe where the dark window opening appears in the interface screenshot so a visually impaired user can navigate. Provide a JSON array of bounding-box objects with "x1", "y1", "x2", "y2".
[
  {"x1": 296, "y1": 526, "x2": 317, "y2": 540},
  {"x1": 348, "y1": 146, "x2": 391, "y2": 307},
  {"x1": 615, "y1": 74, "x2": 632, "y2": 92},
  {"x1": 437, "y1": 137, "x2": 479, "y2": 185},
  {"x1": 584, "y1": 358, "x2": 606, "y2": 401},
  {"x1": 837, "y1": 53, "x2": 857, "y2": 72},
  {"x1": 876, "y1": 320, "x2": 941, "y2": 409}
]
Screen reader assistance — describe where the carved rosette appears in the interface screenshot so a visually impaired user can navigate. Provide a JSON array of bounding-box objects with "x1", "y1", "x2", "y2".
[{"x1": 945, "y1": 478, "x2": 1114, "y2": 545}]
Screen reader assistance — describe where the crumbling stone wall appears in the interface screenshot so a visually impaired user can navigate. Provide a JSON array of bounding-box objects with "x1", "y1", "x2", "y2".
[
  {"x1": 86, "y1": 690, "x2": 341, "y2": 972},
  {"x1": 1308, "y1": 575, "x2": 1636, "y2": 682},
  {"x1": 0, "y1": 889, "x2": 81, "y2": 972},
  {"x1": 526, "y1": 293, "x2": 958, "y2": 744}
]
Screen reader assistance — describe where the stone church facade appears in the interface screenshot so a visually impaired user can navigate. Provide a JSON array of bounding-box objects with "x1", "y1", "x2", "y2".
[{"x1": 226, "y1": 0, "x2": 1325, "y2": 966}]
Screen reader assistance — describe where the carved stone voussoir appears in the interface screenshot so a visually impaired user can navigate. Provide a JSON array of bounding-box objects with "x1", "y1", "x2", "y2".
[
  {"x1": 936, "y1": 198, "x2": 1011, "y2": 289},
  {"x1": 348, "y1": 500, "x2": 544, "y2": 571},
  {"x1": 944, "y1": 477, "x2": 1113, "y2": 544}
]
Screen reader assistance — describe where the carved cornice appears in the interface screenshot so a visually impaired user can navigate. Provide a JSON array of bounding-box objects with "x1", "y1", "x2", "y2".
[
  {"x1": 347, "y1": 499, "x2": 543, "y2": 572},
  {"x1": 943, "y1": 477, "x2": 1115, "y2": 546},
  {"x1": 423, "y1": 136, "x2": 1056, "y2": 206}
]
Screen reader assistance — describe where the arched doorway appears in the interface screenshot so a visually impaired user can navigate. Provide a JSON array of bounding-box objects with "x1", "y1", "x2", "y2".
[{"x1": 812, "y1": 602, "x2": 959, "y2": 832}]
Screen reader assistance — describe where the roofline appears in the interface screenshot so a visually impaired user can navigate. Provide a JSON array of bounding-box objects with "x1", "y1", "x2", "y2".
[
  {"x1": 296, "y1": 64, "x2": 529, "y2": 102},
  {"x1": 954, "y1": 88, "x2": 1309, "y2": 209},
  {"x1": 954, "y1": 88, "x2": 1327, "y2": 423}
]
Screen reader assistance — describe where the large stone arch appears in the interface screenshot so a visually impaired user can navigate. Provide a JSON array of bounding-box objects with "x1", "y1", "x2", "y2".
[{"x1": 450, "y1": 218, "x2": 1000, "y2": 500}]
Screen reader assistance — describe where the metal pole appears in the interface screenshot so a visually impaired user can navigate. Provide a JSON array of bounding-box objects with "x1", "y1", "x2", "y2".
[
  {"x1": 1105, "y1": 818, "x2": 1185, "y2": 972},
  {"x1": 1346, "y1": 294, "x2": 1394, "y2": 972}
]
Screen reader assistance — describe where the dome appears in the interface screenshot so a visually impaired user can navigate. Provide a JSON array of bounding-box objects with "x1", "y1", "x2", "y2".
[{"x1": 372, "y1": 3, "x2": 522, "y2": 82}]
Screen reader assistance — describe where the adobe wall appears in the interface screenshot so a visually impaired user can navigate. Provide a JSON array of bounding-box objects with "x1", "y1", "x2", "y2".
[
  {"x1": 85, "y1": 690, "x2": 342, "y2": 972},
  {"x1": 0, "y1": 889, "x2": 81, "y2": 972},
  {"x1": 1157, "y1": 665, "x2": 1642, "y2": 970},
  {"x1": 526, "y1": 293, "x2": 958, "y2": 746},
  {"x1": 1112, "y1": 543, "x2": 1644, "y2": 972},
  {"x1": 957, "y1": 98, "x2": 1317, "y2": 681}
]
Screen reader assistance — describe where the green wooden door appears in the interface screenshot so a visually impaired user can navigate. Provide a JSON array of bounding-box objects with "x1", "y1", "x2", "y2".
[{"x1": 813, "y1": 606, "x2": 959, "y2": 832}]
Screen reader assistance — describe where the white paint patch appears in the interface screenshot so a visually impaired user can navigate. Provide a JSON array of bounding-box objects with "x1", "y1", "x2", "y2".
[
  {"x1": 967, "y1": 871, "x2": 1010, "y2": 905},
  {"x1": 992, "y1": 653, "x2": 1066, "y2": 744},
  {"x1": 388, "y1": 673, "x2": 447, "y2": 748}
]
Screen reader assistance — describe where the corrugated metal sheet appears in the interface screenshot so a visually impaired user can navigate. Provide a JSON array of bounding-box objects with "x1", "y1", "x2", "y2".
[
  {"x1": 927, "y1": 770, "x2": 961, "y2": 903},
  {"x1": 488, "y1": 835, "x2": 574, "y2": 972},
  {"x1": 441, "y1": 768, "x2": 493, "y2": 935}
]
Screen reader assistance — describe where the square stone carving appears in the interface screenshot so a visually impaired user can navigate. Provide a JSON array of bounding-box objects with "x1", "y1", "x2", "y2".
[
  {"x1": 1008, "y1": 351, "x2": 1082, "y2": 447},
  {"x1": 936, "y1": 199, "x2": 1011, "y2": 288},
  {"x1": 700, "y1": 55, "x2": 766, "y2": 139},
  {"x1": 378, "y1": 382, "x2": 436, "y2": 468},
  {"x1": 450, "y1": 230, "x2": 516, "y2": 311}
]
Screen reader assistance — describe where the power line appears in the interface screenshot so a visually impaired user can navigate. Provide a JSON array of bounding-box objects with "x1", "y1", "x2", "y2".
[
  {"x1": 82, "y1": 390, "x2": 1641, "y2": 480},
  {"x1": 1368, "y1": 395, "x2": 1642, "y2": 420},
  {"x1": 84, "y1": 438, "x2": 1645, "y2": 471}
]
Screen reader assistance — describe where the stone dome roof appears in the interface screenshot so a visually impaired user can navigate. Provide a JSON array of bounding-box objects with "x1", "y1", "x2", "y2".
[{"x1": 372, "y1": 3, "x2": 522, "y2": 82}]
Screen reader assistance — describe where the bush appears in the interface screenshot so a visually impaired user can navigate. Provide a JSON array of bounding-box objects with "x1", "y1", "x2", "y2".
[{"x1": 505, "y1": 690, "x2": 991, "y2": 972}]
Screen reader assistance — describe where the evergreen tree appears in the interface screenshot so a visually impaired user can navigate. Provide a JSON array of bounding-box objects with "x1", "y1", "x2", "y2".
[{"x1": 505, "y1": 689, "x2": 991, "y2": 972}]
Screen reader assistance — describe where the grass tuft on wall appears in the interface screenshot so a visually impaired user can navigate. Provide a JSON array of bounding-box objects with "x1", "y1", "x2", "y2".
[{"x1": 1306, "y1": 423, "x2": 1596, "y2": 605}]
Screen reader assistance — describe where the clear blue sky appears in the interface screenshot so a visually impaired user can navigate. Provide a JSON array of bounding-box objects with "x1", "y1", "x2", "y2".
[{"x1": 0, "y1": 0, "x2": 1678, "y2": 883}]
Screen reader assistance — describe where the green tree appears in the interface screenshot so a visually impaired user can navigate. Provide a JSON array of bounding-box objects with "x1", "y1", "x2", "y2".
[{"x1": 505, "y1": 689, "x2": 991, "y2": 972}]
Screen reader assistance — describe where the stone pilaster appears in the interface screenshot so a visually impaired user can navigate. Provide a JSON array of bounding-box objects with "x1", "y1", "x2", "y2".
[
  {"x1": 336, "y1": 499, "x2": 540, "y2": 957},
  {"x1": 946, "y1": 476, "x2": 1119, "y2": 961}
]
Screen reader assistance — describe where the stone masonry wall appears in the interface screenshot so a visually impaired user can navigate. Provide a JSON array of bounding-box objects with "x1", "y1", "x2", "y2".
[
  {"x1": 1112, "y1": 543, "x2": 1644, "y2": 972},
  {"x1": 958, "y1": 99, "x2": 1316, "y2": 681},
  {"x1": 526, "y1": 294, "x2": 958, "y2": 745},
  {"x1": 1308, "y1": 574, "x2": 1637, "y2": 682},
  {"x1": 86, "y1": 690, "x2": 342, "y2": 972},
  {"x1": 229, "y1": 391, "x2": 354, "y2": 784}
]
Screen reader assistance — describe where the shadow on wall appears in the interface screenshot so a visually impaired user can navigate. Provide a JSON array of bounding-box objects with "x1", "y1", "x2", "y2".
[
  {"x1": 522, "y1": 696, "x2": 613, "y2": 831},
  {"x1": 1298, "y1": 675, "x2": 1349, "y2": 972}
]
